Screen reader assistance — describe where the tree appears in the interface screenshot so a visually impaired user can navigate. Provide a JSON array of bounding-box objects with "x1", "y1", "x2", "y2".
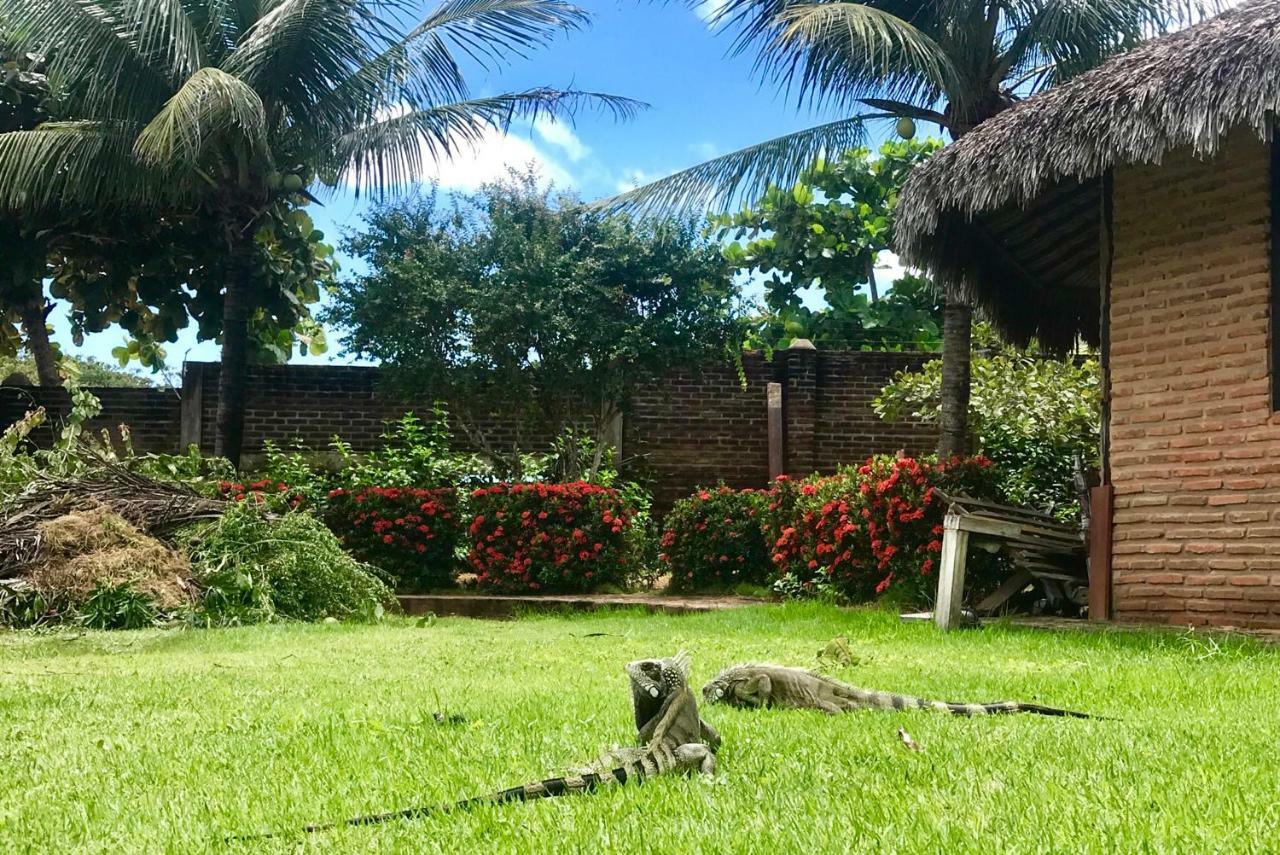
[
  {"x1": 620, "y1": 0, "x2": 1216, "y2": 457},
  {"x1": 713, "y1": 140, "x2": 942, "y2": 351},
  {"x1": 48, "y1": 202, "x2": 336, "y2": 374},
  {"x1": 0, "y1": 38, "x2": 59, "y2": 386},
  {"x1": 0, "y1": 0, "x2": 637, "y2": 466},
  {"x1": 329, "y1": 170, "x2": 742, "y2": 476}
]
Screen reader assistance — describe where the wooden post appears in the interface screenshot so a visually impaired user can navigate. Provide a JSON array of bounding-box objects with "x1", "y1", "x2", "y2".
[
  {"x1": 1088, "y1": 484, "x2": 1114, "y2": 621},
  {"x1": 1099, "y1": 170, "x2": 1114, "y2": 485},
  {"x1": 766, "y1": 381, "x2": 784, "y2": 479},
  {"x1": 179, "y1": 362, "x2": 205, "y2": 453},
  {"x1": 935, "y1": 511, "x2": 969, "y2": 631}
]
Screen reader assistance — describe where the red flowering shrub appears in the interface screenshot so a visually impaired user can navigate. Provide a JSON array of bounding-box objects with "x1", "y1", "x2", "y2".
[
  {"x1": 769, "y1": 454, "x2": 1002, "y2": 605},
  {"x1": 325, "y1": 487, "x2": 461, "y2": 590},
  {"x1": 465, "y1": 483, "x2": 635, "y2": 593},
  {"x1": 660, "y1": 486, "x2": 769, "y2": 591},
  {"x1": 217, "y1": 479, "x2": 306, "y2": 512}
]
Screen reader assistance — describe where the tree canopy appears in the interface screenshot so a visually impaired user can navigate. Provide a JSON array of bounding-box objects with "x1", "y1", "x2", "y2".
[
  {"x1": 329, "y1": 171, "x2": 742, "y2": 471},
  {"x1": 713, "y1": 140, "x2": 943, "y2": 351}
]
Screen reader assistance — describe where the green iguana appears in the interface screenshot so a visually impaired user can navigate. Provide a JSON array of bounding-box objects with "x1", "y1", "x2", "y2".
[
  {"x1": 702, "y1": 664, "x2": 1095, "y2": 718},
  {"x1": 235, "y1": 652, "x2": 719, "y2": 841}
]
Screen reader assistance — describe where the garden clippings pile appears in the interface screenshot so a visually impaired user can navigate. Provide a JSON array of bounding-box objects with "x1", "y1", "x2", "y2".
[{"x1": 0, "y1": 466, "x2": 225, "y2": 620}]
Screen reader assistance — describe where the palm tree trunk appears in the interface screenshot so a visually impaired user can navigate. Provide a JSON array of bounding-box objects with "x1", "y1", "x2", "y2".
[
  {"x1": 934, "y1": 100, "x2": 1001, "y2": 460},
  {"x1": 938, "y1": 300, "x2": 971, "y2": 458},
  {"x1": 10, "y1": 260, "x2": 60, "y2": 386},
  {"x1": 215, "y1": 265, "x2": 252, "y2": 468}
]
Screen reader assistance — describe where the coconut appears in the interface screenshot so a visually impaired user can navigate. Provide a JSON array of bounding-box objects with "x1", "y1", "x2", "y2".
[{"x1": 896, "y1": 117, "x2": 917, "y2": 140}]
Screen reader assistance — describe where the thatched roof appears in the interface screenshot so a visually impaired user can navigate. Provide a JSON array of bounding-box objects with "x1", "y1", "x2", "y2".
[{"x1": 896, "y1": 0, "x2": 1280, "y2": 352}]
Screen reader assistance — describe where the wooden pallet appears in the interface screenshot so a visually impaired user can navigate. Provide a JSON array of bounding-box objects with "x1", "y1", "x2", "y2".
[{"x1": 933, "y1": 493, "x2": 1086, "y2": 631}]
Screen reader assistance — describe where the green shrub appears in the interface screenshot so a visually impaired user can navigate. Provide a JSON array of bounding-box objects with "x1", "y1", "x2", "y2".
[
  {"x1": 660, "y1": 486, "x2": 770, "y2": 592},
  {"x1": 188, "y1": 504, "x2": 393, "y2": 624},
  {"x1": 79, "y1": 583, "x2": 160, "y2": 630},
  {"x1": 324, "y1": 486, "x2": 461, "y2": 590},
  {"x1": 465, "y1": 482, "x2": 636, "y2": 593},
  {"x1": 769, "y1": 455, "x2": 1003, "y2": 606},
  {"x1": 876, "y1": 338, "x2": 1099, "y2": 522}
]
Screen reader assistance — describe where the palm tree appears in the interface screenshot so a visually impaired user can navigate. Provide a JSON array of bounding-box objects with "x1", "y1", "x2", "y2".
[
  {"x1": 0, "y1": 0, "x2": 638, "y2": 465},
  {"x1": 620, "y1": 0, "x2": 1215, "y2": 457}
]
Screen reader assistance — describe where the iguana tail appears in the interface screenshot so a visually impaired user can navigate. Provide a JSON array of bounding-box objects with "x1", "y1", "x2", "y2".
[
  {"x1": 311, "y1": 766, "x2": 642, "y2": 832},
  {"x1": 231, "y1": 762, "x2": 652, "y2": 841},
  {"x1": 872, "y1": 692, "x2": 1095, "y2": 718}
]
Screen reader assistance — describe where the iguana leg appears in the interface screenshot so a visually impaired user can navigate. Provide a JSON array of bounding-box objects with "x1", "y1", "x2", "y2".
[
  {"x1": 813, "y1": 698, "x2": 845, "y2": 715},
  {"x1": 674, "y1": 743, "x2": 717, "y2": 775},
  {"x1": 732, "y1": 674, "x2": 772, "y2": 708},
  {"x1": 699, "y1": 718, "x2": 722, "y2": 752}
]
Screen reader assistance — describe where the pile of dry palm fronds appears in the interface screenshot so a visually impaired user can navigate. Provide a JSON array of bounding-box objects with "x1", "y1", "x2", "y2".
[{"x1": 0, "y1": 467, "x2": 227, "y2": 577}]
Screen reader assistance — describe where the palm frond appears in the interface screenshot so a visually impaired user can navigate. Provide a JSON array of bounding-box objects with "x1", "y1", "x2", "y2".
[
  {"x1": 599, "y1": 114, "x2": 874, "y2": 216},
  {"x1": 0, "y1": 0, "x2": 178, "y2": 120},
  {"x1": 120, "y1": 0, "x2": 206, "y2": 81},
  {"x1": 312, "y1": 0, "x2": 590, "y2": 131},
  {"x1": 334, "y1": 88, "x2": 645, "y2": 196},
  {"x1": 767, "y1": 2, "x2": 959, "y2": 112},
  {"x1": 222, "y1": 0, "x2": 380, "y2": 114},
  {"x1": 133, "y1": 67, "x2": 266, "y2": 167},
  {"x1": 859, "y1": 97, "x2": 947, "y2": 126},
  {"x1": 411, "y1": 0, "x2": 588, "y2": 71},
  {"x1": 0, "y1": 122, "x2": 183, "y2": 212},
  {"x1": 998, "y1": 0, "x2": 1225, "y2": 84}
]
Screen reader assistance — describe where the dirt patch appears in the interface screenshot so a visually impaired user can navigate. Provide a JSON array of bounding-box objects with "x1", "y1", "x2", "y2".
[{"x1": 27, "y1": 505, "x2": 195, "y2": 609}]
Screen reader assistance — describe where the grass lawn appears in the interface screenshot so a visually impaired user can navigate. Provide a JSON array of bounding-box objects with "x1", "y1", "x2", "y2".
[{"x1": 2, "y1": 604, "x2": 1279, "y2": 852}]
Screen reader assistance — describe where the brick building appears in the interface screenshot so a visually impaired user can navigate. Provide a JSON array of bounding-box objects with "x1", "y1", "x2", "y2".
[{"x1": 897, "y1": 0, "x2": 1280, "y2": 629}]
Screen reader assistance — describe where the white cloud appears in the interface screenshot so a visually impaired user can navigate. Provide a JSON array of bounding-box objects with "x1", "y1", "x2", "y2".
[
  {"x1": 533, "y1": 117, "x2": 591, "y2": 163},
  {"x1": 418, "y1": 127, "x2": 574, "y2": 191}
]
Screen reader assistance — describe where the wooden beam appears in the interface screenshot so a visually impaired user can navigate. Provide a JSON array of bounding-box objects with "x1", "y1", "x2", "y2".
[
  {"x1": 1088, "y1": 484, "x2": 1114, "y2": 621},
  {"x1": 976, "y1": 569, "x2": 1034, "y2": 614},
  {"x1": 1100, "y1": 169, "x2": 1114, "y2": 485},
  {"x1": 1271, "y1": 128, "x2": 1280, "y2": 410},
  {"x1": 935, "y1": 512, "x2": 970, "y2": 631}
]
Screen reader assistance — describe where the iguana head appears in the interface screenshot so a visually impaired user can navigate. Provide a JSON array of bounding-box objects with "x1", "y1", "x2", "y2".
[
  {"x1": 701, "y1": 672, "x2": 731, "y2": 704},
  {"x1": 701, "y1": 665, "x2": 768, "y2": 708},
  {"x1": 626, "y1": 651, "x2": 690, "y2": 731}
]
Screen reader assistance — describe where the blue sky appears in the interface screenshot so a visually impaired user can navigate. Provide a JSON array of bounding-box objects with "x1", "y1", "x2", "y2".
[{"x1": 54, "y1": 1, "x2": 901, "y2": 376}]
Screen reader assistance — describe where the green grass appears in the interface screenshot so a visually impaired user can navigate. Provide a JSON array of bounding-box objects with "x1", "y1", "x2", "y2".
[{"x1": 2, "y1": 605, "x2": 1279, "y2": 852}]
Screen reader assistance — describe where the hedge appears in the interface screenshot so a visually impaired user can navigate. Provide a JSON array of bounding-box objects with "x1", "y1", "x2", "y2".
[{"x1": 465, "y1": 482, "x2": 635, "y2": 593}]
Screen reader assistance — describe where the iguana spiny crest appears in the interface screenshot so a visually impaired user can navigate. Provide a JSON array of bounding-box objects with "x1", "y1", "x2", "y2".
[{"x1": 703, "y1": 664, "x2": 1094, "y2": 718}]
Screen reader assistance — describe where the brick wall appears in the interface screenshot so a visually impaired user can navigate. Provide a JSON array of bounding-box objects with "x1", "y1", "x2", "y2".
[
  {"x1": 1, "y1": 349, "x2": 936, "y2": 512},
  {"x1": 0, "y1": 385, "x2": 179, "y2": 452},
  {"x1": 1109, "y1": 129, "x2": 1280, "y2": 628}
]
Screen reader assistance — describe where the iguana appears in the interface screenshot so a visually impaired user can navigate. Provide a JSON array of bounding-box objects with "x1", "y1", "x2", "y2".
[
  {"x1": 702, "y1": 664, "x2": 1095, "y2": 718},
  {"x1": 234, "y1": 652, "x2": 719, "y2": 840}
]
